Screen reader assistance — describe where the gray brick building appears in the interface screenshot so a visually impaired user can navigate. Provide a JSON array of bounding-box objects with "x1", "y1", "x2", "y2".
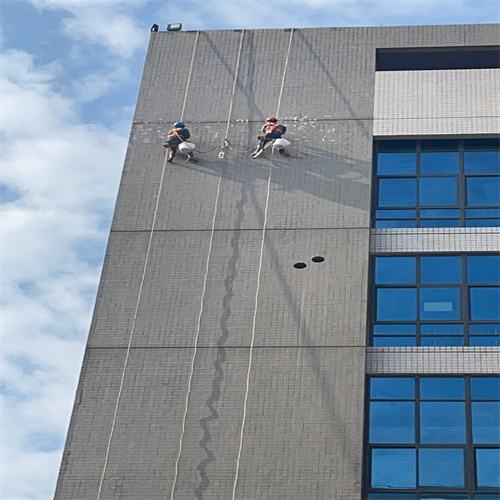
[{"x1": 55, "y1": 24, "x2": 500, "y2": 499}]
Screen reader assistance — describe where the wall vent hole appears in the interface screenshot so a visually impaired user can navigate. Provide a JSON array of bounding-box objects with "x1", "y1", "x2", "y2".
[
  {"x1": 293, "y1": 262, "x2": 307, "y2": 269},
  {"x1": 312, "y1": 256, "x2": 325, "y2": 263}
]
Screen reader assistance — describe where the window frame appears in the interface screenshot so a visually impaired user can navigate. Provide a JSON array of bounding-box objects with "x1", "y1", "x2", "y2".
[
  {"x1": 364, "y1": 376, "x2": 500, "y2": 499},
  {"x1": 373, "y1": 139, "x2": 500, "y2": 229},
  {"x1": 370, "y1": 254, "x2": 500, "y2": 347}
]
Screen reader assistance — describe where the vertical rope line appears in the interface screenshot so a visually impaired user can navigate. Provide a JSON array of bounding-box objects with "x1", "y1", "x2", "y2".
[
  {"x1": 231, "y1": 29, "x2": 294, "y2": 499},
  {"x1": 224, "y1": 30, "x2": 245, "y2": 139},
  {"x1": 275, "y1": 28, "x2": 294, "y2": 119},
  {"x1": 180, "y1": 31, "x2": 200, "y2": 122},
  {"x1": 169, "y1": 171, "x2": 223, "y2": 500},
  {"x1": 170, "y1": 31, "x2": 245, "y2": 499},
  {"x1": 231, "y1": 170, "x2": 272, "y2": 500},
  {"x1": 96, "y1": 151, "x2": 170, "y2": 500}
]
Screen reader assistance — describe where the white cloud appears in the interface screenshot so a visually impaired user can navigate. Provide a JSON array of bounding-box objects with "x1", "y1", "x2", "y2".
[
  {"x1": 0, "y1": 48, "x2": 125, "y2": 499},
  {"x1": 27, "y1": 0, "x2": 148, "y2": 57}
]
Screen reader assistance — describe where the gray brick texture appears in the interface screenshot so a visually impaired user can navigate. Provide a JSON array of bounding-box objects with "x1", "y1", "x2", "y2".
[{"x1": 56, "y1": 24, "x2": 499, "y2": 500}]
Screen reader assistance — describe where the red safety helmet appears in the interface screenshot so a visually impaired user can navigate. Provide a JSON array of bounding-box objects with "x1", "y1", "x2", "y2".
[{"x1": 265, "y1": 116, "x2": 278, "y2": 123}]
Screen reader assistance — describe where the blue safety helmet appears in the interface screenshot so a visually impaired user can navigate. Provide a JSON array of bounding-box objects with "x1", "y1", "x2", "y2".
[{"x1": 173, "y1": 121, "x2": 185, "y2": 127}]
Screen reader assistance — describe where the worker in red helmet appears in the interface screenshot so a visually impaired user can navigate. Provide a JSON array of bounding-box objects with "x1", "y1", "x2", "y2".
[{"x1": 252, "y1": 117, "x2": 288, "y2": 158}]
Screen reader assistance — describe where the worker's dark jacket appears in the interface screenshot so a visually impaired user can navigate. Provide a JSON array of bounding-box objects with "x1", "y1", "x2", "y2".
[
  {"x1": 262, "y1": 123, "x2": 286, "y2": 138},
  {"x1": 165, "y1": 127, "x2": 191, "y2": 146}
]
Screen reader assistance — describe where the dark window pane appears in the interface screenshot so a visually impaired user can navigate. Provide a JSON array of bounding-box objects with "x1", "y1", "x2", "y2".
[
  {"x1": 420, "y1": 324, "x2": 463, "y2": 335},
  {"x1": 470, "y1": 324, "x2": 500, "y2": 334},
  {"x1": 419, "y1": 448, "x2": 464, "y2": 487},
  {"x1": 470, "y1": 288, "x2": 500, "y2": 320},
  {"x1": 471, "y1": 378, "x2": 500, "y2": 399},
  {"x1": 421, "y1": 336, "x2": 463, "y2": 346},
  {"x1": 374, "y1": 324, "x2": 417, "y2": 335},
  {"x1": 378, "y1": 153, "x2": 416, "y2": 174},
  {"x1": 467, "y1": 177, "x2": 500, "y2": 206},
  {"x1": 420, "y1": 377, "x2": 464, "y2": 399},
  {"x1": 421, "y1": 256, "x2": 461, "y2": 284},
  {"x1": 376, "y1": 220, "x2": 416, "y2": 228},
  {"x1": 371, "y1": 448, "x2": 416, "y2": 488},
  {"x1": 420, "y1": 337, "x2": 464, "y2": 346},
  {"x1": 375, "y1": 257, "x2": 416, "y2": 284},
  {"x1": 465, "y1": 151, "x2": 500, "y2": 173},
  {"x1": 373, "y1": 337, "x2": 417, "y2": 346},
  {"x1": 464, "y1": 138, "x2": 500, "y2": 150},
  {"x1": 421, "y1": 152, "x2": 459, "y2": 173},
  {"x1": 422, "y1": 496, "x2": 468, "y2": 500},
  {"x1": 465, "y1": 219, "x2": 500, "y2": 227},
  {"x1": 370, "y1": 378, "x2": 415, "y2": 399},
  {"x1": 421, "y1": 139, "x2": 460, "y2": 151},
  {"x1": 378, "y1": 288, "x2": 417, "y2": 321},
  {"x1": 420, "y1": 402, "x2": 465, "y2": 443},
  {"x1": 475, "y1": 494, "x2": 500, "y2": 500},
  {"x1": 420, "y1": 288, "x2": 460, "y2": 320},
  {"x1": 421, "y1": 219, "x2": 461, "y2": 228},
  {"x1": 367, "y1": 494, "x2": 416, "y2": 500},
  {"x1": 379, "y1": 178, "x2": 417, "y2": 206},
  {"x1": 370, "y1": 402, "x2": 415, "y2": 443},
  {"x1": 476, "y1": 449, "x2": 500, "y2": 487},
  {"x1": 467, "y1": 255, "x2": 500, "y2": 283},
  {"x1": 419, "y1": 177, "x2": 457, "y2": 206},
  {"x1": 421, "y1": 209, "x2": 460, "y2": 218},
  {"x1": 466, "y1": 208, "x2": 500, "y2": 217},
  {"x1": 376, "y1": 209, "x2": 416, "y2": 219},
  {"x1": 470, "y1": 336, "x2": 500, "y2": 346},
  {"x1": 472, "y1": 402, "x2": 500, "y2": 443}
]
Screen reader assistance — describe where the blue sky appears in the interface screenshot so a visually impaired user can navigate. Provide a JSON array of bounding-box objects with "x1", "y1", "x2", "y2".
[{"x1": 1, "y1": 1, "x2": 499, "y2": 498}]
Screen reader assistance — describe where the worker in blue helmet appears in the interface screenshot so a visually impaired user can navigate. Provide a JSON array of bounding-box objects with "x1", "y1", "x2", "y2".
[{"x1": 163, "y1": 121, "x2": 194, "y2": 162}]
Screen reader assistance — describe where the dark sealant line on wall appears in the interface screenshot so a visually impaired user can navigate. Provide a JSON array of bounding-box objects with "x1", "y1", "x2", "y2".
[{"x1": 195, "y1": 181, "x2": 248, "y2": 500}]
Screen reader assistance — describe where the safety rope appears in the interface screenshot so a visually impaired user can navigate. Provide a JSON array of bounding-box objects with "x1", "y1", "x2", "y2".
[
  {"x1": 180, "y1": 31, "x2": 200, "y2": 122},
  {"x1": 231, "y1": 27, "x2": 294, "y2": 500},
  {"x1": 170, "y1": 29, "x2": 246, "y2": 500},
  {"x1": 96, "y1": 150, "x2": 170, "y2": 500},
  {"x1": 96, "y1": 33, "x2": 201, "y2": 500}
]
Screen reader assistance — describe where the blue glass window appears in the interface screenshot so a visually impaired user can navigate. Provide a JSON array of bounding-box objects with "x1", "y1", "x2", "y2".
[
  {"x1": 421, "y1": 256, "x2": 461, "y2": 284},
  {"x1": 377, "y1": 288, "x2": 417, "y2": 321},
  {"x1": 374, "y1": 140, "x2": 500, "y2": 228},
  {"x1": 370, "y1": 402, "x2": 415, "y2": 443},
  {"x1": 476, "y1": 449, "x2": 500, "y2": 487},
  {"x1": 470, "y1": 288, "x2": 500, "y2": 320},
  {"x1": 371, "y1": 255, "x2": 500, "y2": 347},
  {"x1": 420, "y1": 377, "x2": 464, "y2": 399},
  {"x1": 467, "y1": 177, "x2": 500, "y2": 206},
  {"x1": 419, "y1": 177, "x2": 457, "y2": 206},
  {"x1": 465, "y1": 151, "x2": 500, "y2": 173},
  {"x1": 419, "y1": 448, "x2": 464, "y2": 487},
  {"x1": 467, "y1": 255, "x2": 500, "y2": 283},
  {"x1": 370, "y1": 377, "x2": 415, "y2": 399},
  {"x1": 420, "y1": 402, "x2": 465, "y2": 443},
  {"x1": 420, "y1": 152, "x2": 459, "y2": 174},
  {"x1": 379, "y1": 178, "x2": 416, "y2": 206},
  {"x1": 420, "y1": 288, "x2": 460, "y2": 320},
  {"x1": 371, "y1": 448, "x2": 416, "y2": 488},
  {"x1": 421, "y1": 209, "x2": 460, "y2": 218},
  {"x1": 472, "y1": 402, "x2": 500, "y2": 443},
  {"x1": 378, "y1": 152, "x2": 416, "y2": 174},
  {"x1": 366, "y1": 376, "x2": 500, "y2": 497},
  {"x1": 470, "y1": 377, "x2": 500, "y2": 399},
  {"x1": 420, "y1": 324, "x2": 463, "y2": 336},
  {"x1": 376, "y1": 257, "x2": 416, "y2": 284}
]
